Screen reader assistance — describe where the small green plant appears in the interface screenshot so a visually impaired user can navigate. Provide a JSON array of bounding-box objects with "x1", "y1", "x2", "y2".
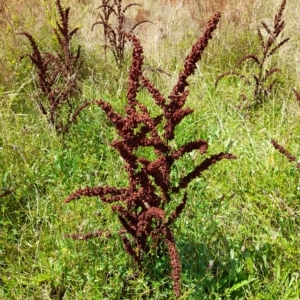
[
  {"x1": 215, "y1": 0, "x2": 289, "y2": 108},
  {"x1": 20, "y1": 0, "x2": 88, "y2": 135},
  {"x1": 92, "y1": 0, "x2": 151, "y2": 67},
  {"x1": 65, "y1": 13, "x2": 236, "y2": 297}
]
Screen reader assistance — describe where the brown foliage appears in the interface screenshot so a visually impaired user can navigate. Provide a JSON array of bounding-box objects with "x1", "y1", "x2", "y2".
[
  {"x1": 20, "y1": 0, "x2": 90, "y2": 135},
  {"x1": 92, "y1": 0, "x2": 151, "y2": 66},
  {"x1": 215, "y1": 0, "x2": 289, "y2": 108},
  {"x1": 0, "y1": 189, "x2": 13, "y2": 198},
  {"x1": 65, "y1": 13, "x2": 236, "y2": 297},
  {"x1": 293, "y1": 88, "x2": 300, "y2": 105},
  {"x1": 271, "y1": 139, "x2": 300, "y2": 169}
]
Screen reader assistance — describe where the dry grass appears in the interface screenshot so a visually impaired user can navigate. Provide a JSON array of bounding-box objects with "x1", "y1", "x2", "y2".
[
  {"x1": 1, "y1": 0, "x2": 299, "y2": 58},
  {"x1": 1, "y1": 0, "x2": 300, "y2": 93}
]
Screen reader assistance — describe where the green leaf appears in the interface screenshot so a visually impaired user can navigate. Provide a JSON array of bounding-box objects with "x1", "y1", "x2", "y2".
[
  {"x1": 228, "y1": 277, "x2": 257, "y2": 292},
  {"x1": 245, "y1": 256, "x2": 255, "y2": 274},
  {"x1": 32, "y1": 273, "x2": 53, "y2": 284}
]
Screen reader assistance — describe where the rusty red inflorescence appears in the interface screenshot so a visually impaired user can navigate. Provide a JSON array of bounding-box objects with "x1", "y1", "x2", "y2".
[
  {"x1": 20, "y1": 0, "x2": 87, "y2": 135},
  {"x1": 65, "y1": 13, "x2": 236, "y2": 297},
  {"x1": 215, "y1": 0, "x2": 288, "y2": 108},
  {"x1": 271, "y1": 139, "x2": 300, "y2": 169}
]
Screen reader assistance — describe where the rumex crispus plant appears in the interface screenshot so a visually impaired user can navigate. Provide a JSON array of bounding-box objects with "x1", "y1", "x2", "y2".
[
  {"x1": 0, "y1": 189, "x2": 13, "y2": 199},
  {"x1": 215, "y1": 0, "x2": 289, "y2": 108},
  {"x1": 65, "y1": 13, "x2": 236, "y2": 297},
  {"x1": 20, "y1": 0, "x2": 87, "y2": 135},
  {"x1": 271, "y1": 139, "x2": 300, "y2": 169},
  {"x1": 92, "y1": 0, "x2": 151, "y2": 67},
  {"x1": 293, "y1": 88, "x2": 300, "y2": 105}
]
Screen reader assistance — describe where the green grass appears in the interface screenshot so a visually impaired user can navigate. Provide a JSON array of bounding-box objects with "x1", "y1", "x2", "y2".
[{"x1": 1, "y1": 0, "x2": 300, "y2": 299}]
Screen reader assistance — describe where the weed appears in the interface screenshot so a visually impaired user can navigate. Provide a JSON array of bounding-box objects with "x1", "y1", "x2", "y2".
[
  {"x1": 215, "y1": 0, "x2": 289, "y2": 109},
  {"x1": 92, "y1": 0, "x2": 151, "y2": 67},
  {"x1": 293, "y1": 88, "x2": 300, "y2": 105},
  {"x1": 20, "y1": 0, "x2": 88, "y2": 135},
  {"x1": 271, "y1": 139, "x2": 300, "y2": 168},
  {"x1": 65, "y1": 13, "x2": 236, "y2": 297},
  {"x1": 0, "y1": 189, "x2": 13, "y2": 198}
]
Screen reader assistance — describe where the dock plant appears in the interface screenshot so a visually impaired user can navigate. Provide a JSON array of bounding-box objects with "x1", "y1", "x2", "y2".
[
  {"x1": 271, "y1": 139, "x2": 300, "y2": 169},
  {"x1": 215, "y1": 0, "x2": 289, "y2": 108},
  {"x1": 92, "y1": 0, "x2": 151, "y2": 67},
  {"x1": 0, "y1": 189, "x2": 13, "y2": 199},
  {"x1": 20, "y1": 0, "x2": 86, "y2": 135},
  {"x1": 64, "y1": 12, "x2": 236, "y2": 297},
  {"x1": 293, "y1": 88, "x2": 300, "y2": 105}
]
